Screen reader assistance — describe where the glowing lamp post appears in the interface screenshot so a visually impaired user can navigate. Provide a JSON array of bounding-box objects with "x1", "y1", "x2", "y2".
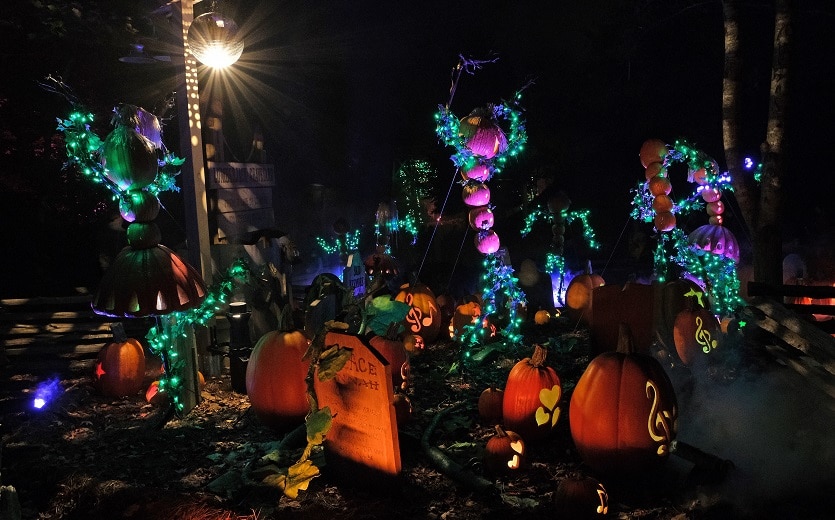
[{"x1": 187, "y1": 9, "x2": 244, "y2": 69}]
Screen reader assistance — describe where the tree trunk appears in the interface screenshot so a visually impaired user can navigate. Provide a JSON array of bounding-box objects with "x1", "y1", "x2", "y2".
[
  {"x1": 724, "y1": 0, "x2": 793, "y2": 285},
  {"x1": 755, "y1": 0, "x2": 793, "y2": 285}
]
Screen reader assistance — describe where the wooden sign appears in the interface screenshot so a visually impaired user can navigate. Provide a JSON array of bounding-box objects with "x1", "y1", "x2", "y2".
[
  {"x1": 206, "y1": 162, "x2": 275, "y2": 188},
  {"x1": 214, "y1": 208, "x2": 275, "y2": 243},
  {"x1": 342, "y1": 251, "x2": 366, "y2": 298},
  {"x1": 313, "y1": 332, "x2": 401, "y2": 479}
]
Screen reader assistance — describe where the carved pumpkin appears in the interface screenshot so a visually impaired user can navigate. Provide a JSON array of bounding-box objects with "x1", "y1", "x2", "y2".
[
  {"x1": 458, "y1": 107, "x2": 508, "y2": 159},
  {"x1": 393, "y1": 392, "x2": 413, "y2": 426},
  {"x1": 468, "y1": 205, "x2": 495, "y2": 231},
  {"x1": 474, "y1": 230, "x2": 500, "y2": 255},
  {"x1": 565, "y1": 262, "x2": 605, "y2": 326},
  {"x1": 534, "y1": 309, "x2": 552, "y2": 325},
  {"x1": 369, "y1": 332, "x2": 411, "y2": 391},
  {"x1": 450, "y1": 301, "x2": 481, "y2": 340},
  {"x1": 462, "y1": 182, "x2": 491, "y2": 207},
  {"x1": 570, "y1": 324, "x2": 678, "y2": 474},
  {"x1": 483, "y1": 425, "x2": 525, "y2": 475},
  {"x1": 554, "y1": 474, "x2": 609, "y2": 519},
  {"x1": 502, "y1": 345, "x2": 562, "y2": 442},
  {"x1": 687, "y1": 224, "x2": 740, "y2": 262},
  {"x1": 93, "y1": 337, "x2": 146, "y2": 397},
  {"x1": 146, "y1": 371, "x2": 204, "y2": 405},
  {"x1": 477, "y1": 386, "x2": 504, "y2": 424},
  {"x1": 394, "y1": 282, "x2": 442, "y2": 343},
  {"x1": 245, "y1": 310, "x2": 311, "y2": 432},
  {"x1": 655, "y1": 278, "x2": 709, "y2": 351},
  {"x1": 402, "y1": 333, "x2": 425, "y2": 357},
  {"x1": 673, "y1": 299, "x2": 720, "y2": 366}
]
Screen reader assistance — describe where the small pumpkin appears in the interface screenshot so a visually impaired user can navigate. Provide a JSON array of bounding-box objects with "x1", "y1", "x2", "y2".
[
  {"x1": 474, "y1": 230, "x2": 500, "y2": 255},
  {"x1": 502, "y1": 345, "x2": 562, "y2": 442},
  {"x1": 673, "y1": 298, "x2": 721, "y2": 366},
  {"x1": 565, "y1": 261, "x2": 605, "y2": 326},
  {"x1": 483, "y1": 425, "x2": 526, "y2": 475},
  {"x1": 570, "y1": 323, "x2": 678, "y2": 474},
  {"x1": 245, "y1": 306, "x2": 311, "y2": 432},
  {"x1": 146, "y1": 371, "x2": 205, "y2": 405},
  {"x1": 654, "y1": 278, "x2": 710, "y2": 351},
  {"x1": 534, "y1": 309, "x2": 552, "y2": 325},
  {"x1": 554, "y1": 474, "x2": 609, "y2": 519},
  {"x1": 639, "y1": 138, "x2": 667, "y2": 168},
  {"x1": 461, "y1": 182, "x2": 491, "y2": 207},
  {"x1": 402, "y1": 333, "x2": 425, "y2": 357},
  {"x1": 93, "y1": 334, "x2": 146, "y2": 397},
  {"x1": 450, "y1": 301, "x2": 481, "y2": 340},
  {"x1": 393, "y1": 392, "x2": 413, "y2": 426},
  {"x1": 460, "y1": 163, "x2": 491, "y2": 182},
  {"x1": 477, "y1": 386, "x2": 504, "y2": 424},
  {"x1": 119, "y1": 189, "x2": 161, "y2": 223},
  {"x1": 394, "y1": 282, "x2": 442, "y2": 343}
]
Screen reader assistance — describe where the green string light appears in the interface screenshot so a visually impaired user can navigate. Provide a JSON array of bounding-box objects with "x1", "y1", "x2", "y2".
[{"x1": 145, "y1": 259, "x2": 250, "y2": 413}]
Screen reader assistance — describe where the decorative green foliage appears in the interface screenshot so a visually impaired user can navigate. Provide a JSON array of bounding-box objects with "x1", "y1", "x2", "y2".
[{"x1": 364, "y1": 295, "x2": 411, "y2": 337}]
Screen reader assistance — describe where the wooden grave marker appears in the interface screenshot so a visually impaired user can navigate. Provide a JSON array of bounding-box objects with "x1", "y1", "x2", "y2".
[{"x1": 313, "y1": 331, "x2": 401, "y2": 480}]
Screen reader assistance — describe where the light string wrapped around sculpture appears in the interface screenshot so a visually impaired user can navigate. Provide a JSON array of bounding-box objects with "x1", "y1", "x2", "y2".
[
  {"x1": 434, "y1": 56, "x2": 530, "y2": 348},
  {"x1": 630, "y1": 138, "x2": 745, "y2": 316}
]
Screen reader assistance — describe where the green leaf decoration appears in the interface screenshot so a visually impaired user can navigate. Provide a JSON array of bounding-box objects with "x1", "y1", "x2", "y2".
[
  {"x1": 366, "y1": 296, "x2": 411, "y2": 336},
  {"x1": 306, "y1": 407, "x2": 333, "y2": 445},
  {"x1": 273, "y1": 459, "x2": 321, "y2": 499},
  {"x1": 317, "y1": 346, "x2": 353, "y2": 381}
]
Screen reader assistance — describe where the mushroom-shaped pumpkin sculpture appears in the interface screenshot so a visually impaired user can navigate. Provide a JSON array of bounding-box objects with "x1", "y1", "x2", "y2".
[{"x1": 687, "y1": 224, "x2": 740, "y2": 263}]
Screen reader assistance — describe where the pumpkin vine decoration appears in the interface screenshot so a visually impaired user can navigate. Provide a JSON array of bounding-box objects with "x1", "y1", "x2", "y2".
[
  {"x1": 434, "y1": 55, "x2": 529, "y2": 350},
  {"x1": 145, "y1": 259, "x2": 250, "y2": 413},
  {"x1": 631, "y1": 138, "x2": 744, "y2": 317}
]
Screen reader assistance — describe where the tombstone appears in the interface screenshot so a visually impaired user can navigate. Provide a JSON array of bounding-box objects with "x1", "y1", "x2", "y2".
[
  {"x1": 313, "y1": 332, "x2": 401, "y2": 482},
  {"x1": 342, "y1": 250, "x2": 366, "y2": 299}
]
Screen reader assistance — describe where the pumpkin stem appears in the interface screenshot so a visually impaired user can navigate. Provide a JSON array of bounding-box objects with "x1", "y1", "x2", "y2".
[
  {"x1": 110, "y1": 322, "x2": 128, "y2": 343},
  {"x1": 277, "y1": 304, "x2": 295, "y2": 332},
  {"x1": 530, "y1": 344, "x2": 548, "y2": 367},
  {"x1": 493, "y1": 424, "x2": 507, "y2": 438},
  {"x1": 616, "y1": 323, "x2": 637, "y2": 355}
]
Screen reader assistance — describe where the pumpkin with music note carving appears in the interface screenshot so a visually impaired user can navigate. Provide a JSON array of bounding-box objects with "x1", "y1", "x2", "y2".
[
  {"x1": 394, "y1": 282, "x2": 441, "y2": 343},
  {"x1": 569, "y1": 324, "x2": 678, "y2": 474},
  {"x1": 673, "y1": 300, "x2": 721, "y2": 366}
]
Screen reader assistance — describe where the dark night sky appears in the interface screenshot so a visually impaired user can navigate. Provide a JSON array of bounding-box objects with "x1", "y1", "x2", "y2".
[{"x1": 2, "y1": 0, "x2": 835, "y2": 295}]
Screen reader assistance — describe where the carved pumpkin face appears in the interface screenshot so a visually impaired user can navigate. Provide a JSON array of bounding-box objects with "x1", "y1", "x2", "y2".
[
  {"x1": 93, "y1": 338, "x2": 146, "y2": 397},
  {"x1": 483, "y1": 426, "x2": 525, "y2": 475},
  {"x1": 245, "y1": 329, "x2": 311, "y2": 432},
  {"x1": 570, "y1": 324, "x2": 678, "y2": 474},
  {"x1": 394, "y1": 283, "x2": 441, "y2": 343},
  {"x1": 502, "y1": 345, "x2": 562, "y2": 442}
]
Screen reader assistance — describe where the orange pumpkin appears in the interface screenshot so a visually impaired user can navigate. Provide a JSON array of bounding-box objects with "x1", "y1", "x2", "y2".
[
  {"x1": 655, "y1": 278, "x2": 709, "y2": 350},
  {"x1": 245, "y1": 311, "x2": 311, "y2": 432},
  {"x1": 570, "y1": 324, "x2": 678, "y2": 474},
  {"x1": 565, "y1": 262, "x2": 605, "y2": 326},
  {"x1": 450, "y1": 301, "x2": 481, "y2": 339},
  {"x1": 477, "y1": 386, "x2": 504, "y2": 424},
  {"x1": 93, "y1": 337, "x2": 146, "y2": 397},
  {"x1": 554, "y1": 474, "x2": 609, "y2": 519},
  {"x1": 483, "y1": 425, "x2": 526, "y2": 475},
  {"x1": 502, "y1": 345, "x2": 562, "y2": 442},
  {"x1": 673, "y1": 299, "x2": 721, "y2": 366},
  {"x1": 639, "y1": 138, "x2": 667, "y2": 168},
  {"x1": 145, "y1": 371, "x2": 205, "y2": 405},
  {"x1": 394, "y1": 282, "x2": 442, "y2": 343},
  {"x1": 534, "y1": 309, "x2": 552, "y2": 325},
  {"x1": 402, "y1": 333, "x2": 425, "y2": 357}
]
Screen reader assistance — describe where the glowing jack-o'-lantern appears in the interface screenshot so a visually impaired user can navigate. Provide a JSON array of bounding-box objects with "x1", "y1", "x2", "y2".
[
  {"x1": 554, "y1": 474, "x2": 609, "y2": 519},
  {"x1": 483, "y1": 425, "x2": 526, "y2": 475},
  {"x1": 93, "y1": 336, "x2": 146, "y2": 397},
  {"x1": 394, "y1": 282, "x2": 442, "y2": 344},
  {"x1": 570, "y1": 324, "x2": 678, "y2": 474},
  {"x1": 673, "y1": 298, "x2": 721, "y2": 366},
  {"x1": 502, "y1": 344, "x2": 562, "y2": 442}
]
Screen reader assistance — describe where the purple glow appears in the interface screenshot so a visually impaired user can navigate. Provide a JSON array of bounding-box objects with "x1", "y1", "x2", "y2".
[
  {"x1": 743, "y1": 157, "x2": 754, "y2": 169},
  {"x1": 32, "y1": 377, "x2": 63, "y2": 410}
]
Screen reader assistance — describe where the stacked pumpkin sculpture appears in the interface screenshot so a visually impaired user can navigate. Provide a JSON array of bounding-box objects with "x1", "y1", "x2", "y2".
[{"x1": 570, "y1": 323, "x2": 678, "y2": 475}]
